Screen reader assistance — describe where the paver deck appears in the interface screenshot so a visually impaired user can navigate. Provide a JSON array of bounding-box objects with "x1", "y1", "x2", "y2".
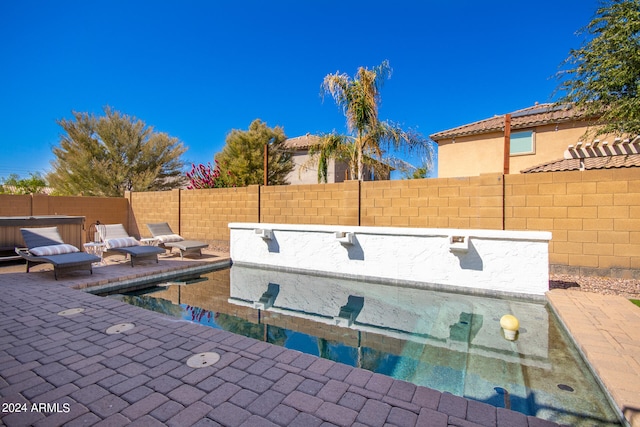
[
  {"x1": 547, "y1": 290, "x2": 640, "y2": 427},
  {"x1": 0, "y1": 251, "x2": 634, "y2": 426}
]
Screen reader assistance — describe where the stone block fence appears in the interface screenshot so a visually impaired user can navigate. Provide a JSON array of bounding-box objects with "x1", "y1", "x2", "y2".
[{"x1": 1, "y1": 169, "x2": 639, "y2": 278}]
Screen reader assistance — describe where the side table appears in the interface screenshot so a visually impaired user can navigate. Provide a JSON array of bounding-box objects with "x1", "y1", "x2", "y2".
[{"x1": 83, "y1": 242, "x2": 106, "y2": 265}]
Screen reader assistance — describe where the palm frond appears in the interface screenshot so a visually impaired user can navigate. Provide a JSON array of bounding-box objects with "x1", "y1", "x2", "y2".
[{"x1": 320, "y1": 60, "x2": 433, "y2": 180}]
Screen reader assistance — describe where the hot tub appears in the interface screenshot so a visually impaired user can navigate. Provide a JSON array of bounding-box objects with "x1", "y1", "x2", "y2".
[{"x1": 0, "y1": 216, "x2": 85, "y2": 261}]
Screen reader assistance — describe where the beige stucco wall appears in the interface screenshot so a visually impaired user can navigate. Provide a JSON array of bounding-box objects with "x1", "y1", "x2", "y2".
[
  {"x1": 437, "y1": 134, "x2": 504, "y2": 178},
  {"x1": 437, "y1": 120, "x2": 594, "y2": 178},
  {"x1": 287, "y1": 151, "x2": 348, "y2": 185},
  {"x1": 287, "y1": 151, "x2": 318, "y2": 185}
]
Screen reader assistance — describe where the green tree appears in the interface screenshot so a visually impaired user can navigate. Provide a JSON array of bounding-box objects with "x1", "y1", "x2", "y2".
[
  {"x1": 555, "y1": 0, "x2": 640, "y2": 137},
  {"x1": 321, "y1": 60, "x2": 432, "y2": 181},
  {"x1": 47, "y1": 106, "x2": 187, "y2": 197},
  {"x1": 215, "y1": 119, "x2": 293, "y2": 186},
  {"x1": 396, "y1": 158, "x2": 430, "y2": 180},
  {"x1": 0, "y1": 173, "x2": 47, "y2": 194}
]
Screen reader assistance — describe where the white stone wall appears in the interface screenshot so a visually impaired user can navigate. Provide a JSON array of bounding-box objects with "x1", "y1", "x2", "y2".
[{"x1": 229, "y1": 223, "x2": 552, "y2": 296}]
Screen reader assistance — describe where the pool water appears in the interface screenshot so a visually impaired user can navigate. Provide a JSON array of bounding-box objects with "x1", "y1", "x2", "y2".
[{"x1": 106, "y1": 264, "x2": 620, "y2": 426}]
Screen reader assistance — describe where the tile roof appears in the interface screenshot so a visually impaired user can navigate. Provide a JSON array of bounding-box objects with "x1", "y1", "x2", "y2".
[
  {"x1": 284, "y1": 134, "x2": 321, "y2": 150},
  {"x1": 430, "y1": 103, "x2": 589, "y2": 142},
  {"x1": 521, "y1": 154, "x2": 640, "y2": 173}
]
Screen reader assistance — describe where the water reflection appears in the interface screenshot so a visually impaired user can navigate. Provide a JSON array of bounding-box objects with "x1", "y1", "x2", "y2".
[{"x1": 229, "y1": 264, "x2": 550, "y2": 368}]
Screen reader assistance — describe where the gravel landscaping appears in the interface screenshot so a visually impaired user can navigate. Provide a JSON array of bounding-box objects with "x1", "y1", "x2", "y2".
[{"x1": 550, "y1": 273, "x2": 640, "y2": 300}]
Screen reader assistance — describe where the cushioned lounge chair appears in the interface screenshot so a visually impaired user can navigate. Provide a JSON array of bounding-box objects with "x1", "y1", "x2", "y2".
[
  {"x1": 16, "y1": 227, "x2": 101, "y2": 280},
  {"x1": 146, "y1": 222, "x2": 208, "y2": 259},
  {"x1": 97, "y1": 224, "x2": 165, "y2": 267}
]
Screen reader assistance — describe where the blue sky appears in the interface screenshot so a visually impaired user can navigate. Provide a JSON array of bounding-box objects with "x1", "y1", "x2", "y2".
[{"x1": 0, "y1": 0, "x2": 599, "y2": 180}]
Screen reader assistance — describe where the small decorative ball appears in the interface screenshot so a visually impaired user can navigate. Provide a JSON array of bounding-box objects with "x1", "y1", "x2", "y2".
[
  {"x1": 500, "y1": 314, "x2": 519, "y2": 331},
  {"x1": 500, "y1": 314, "x2": 519, "y2": 341}
]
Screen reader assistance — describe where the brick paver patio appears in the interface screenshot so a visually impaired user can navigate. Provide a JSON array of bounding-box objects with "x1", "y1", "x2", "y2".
[{"x1": 0, "y1": 252, "x2": 633, "y2": 426}]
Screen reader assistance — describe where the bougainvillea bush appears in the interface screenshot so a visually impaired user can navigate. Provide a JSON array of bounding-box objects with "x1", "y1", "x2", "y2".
[{"x1": 185, "y1": 160, "x2": 234, "y2": 189}]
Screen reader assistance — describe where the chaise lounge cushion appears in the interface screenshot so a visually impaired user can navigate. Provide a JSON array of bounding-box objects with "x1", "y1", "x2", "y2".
[
  {"x1": 98, "y1": 223, "x2": 164, "y2": 267},
  {"x1": 105, "y1": 237, "x2": 139, "y2": 249},
  {"x1": 30, "y1": 244, "x2": 79, "y2": 256},
  {"x1": 21, "y1": 226, "x2": 66, "y2": 249},
  {"x1": 18, "y1": 227, "x2": 100, "y2": 280},
  {"x1": 156, "y1": 234, "x2": 183, "y2": 243}
]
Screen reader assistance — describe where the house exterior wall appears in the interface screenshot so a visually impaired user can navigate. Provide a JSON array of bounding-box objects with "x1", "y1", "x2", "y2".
[
  {"x1": 286, "y1": 150, "x2": 387, "y2": 184},
  {"x1": 287, "y1": 150, "x2": 347, "y2": 185},
  {"x1": 287, "y1": 151, "x2": 319, "y2": 185},
  {"x1": 437, "y1": 120, "x2": 593, "y2": 178},
  {"x1": 438, "y1": 134, "x2": 504, "y2": 178}
]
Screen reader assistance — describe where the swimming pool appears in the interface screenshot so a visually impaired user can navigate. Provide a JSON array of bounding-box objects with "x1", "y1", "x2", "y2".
[{"x1": 104, "y1": 264, "x2": 620, "y2": 426}]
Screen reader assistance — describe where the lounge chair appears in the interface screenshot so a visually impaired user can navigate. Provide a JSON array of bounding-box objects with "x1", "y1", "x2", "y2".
[
  {"x1": 16, "y1": 227, "x2": 101, "y2": 280},
  {"x1": 146, "y1": 222, "x2": 208, "y2": 259},
  {"x1": 97, "y1": 224, "x2": 165, "y2": 267}
]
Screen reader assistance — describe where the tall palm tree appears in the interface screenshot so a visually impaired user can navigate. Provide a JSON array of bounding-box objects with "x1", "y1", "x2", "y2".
[
  {"x1": 321, "y1": 60, "x2": 431, "y2": 181},
  {"x1": 305, "y1": 134, "x2": 355, "y2": 183}
]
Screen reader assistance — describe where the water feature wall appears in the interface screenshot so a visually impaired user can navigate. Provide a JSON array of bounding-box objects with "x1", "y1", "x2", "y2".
[{"x1": 229, "y1": 223, "x2": 552, "y2": 297}]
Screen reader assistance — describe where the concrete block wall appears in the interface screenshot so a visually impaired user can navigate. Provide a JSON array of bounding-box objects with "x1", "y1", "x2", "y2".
[
  {"x1": 360, "y1": 174, "x2": 504, "y2": 229},
  {"x1": 0, "y1": 195, "x2": 32, "y2": 216},
  {"x1": 4, "y1": 166, "x2": 640, "y2": 278},
  {"x1": 128, "y1": 190, "x2": 180, "y2": 238},
  {"x1": 179, "y1": 186, "x2": 259, "y2": 243},
  {"x1": 128, "y1": 186, "x2": 259, "y2": 243},
  {"x1": 260, "y1": 181, "x2": 359, "y2": 226},
  {"x1": 505, "y1": 169, "x2": 640, "y2": 278}
]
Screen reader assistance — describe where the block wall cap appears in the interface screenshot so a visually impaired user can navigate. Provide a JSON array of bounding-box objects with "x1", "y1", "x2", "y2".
[{"x1": 228, "y1": 223, "x2": 552, "y2": 242}]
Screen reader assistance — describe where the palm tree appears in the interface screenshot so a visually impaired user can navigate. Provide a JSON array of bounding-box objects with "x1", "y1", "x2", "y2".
[
  {"x1": 321, "y1": 60, "x2": 432, "y2": 181},
  {"x1": 305, "y1": 134, "x2": 355, "y2": 183}
]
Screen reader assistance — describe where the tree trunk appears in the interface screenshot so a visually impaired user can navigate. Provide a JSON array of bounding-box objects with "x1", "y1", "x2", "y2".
[{"x1": 356, "y1": 133, "x2": 364, "y2": 181}]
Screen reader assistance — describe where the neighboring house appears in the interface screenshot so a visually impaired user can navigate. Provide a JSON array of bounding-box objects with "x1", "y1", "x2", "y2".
[
  {"x1": 430, "y1": 103, "x2": 612, "y2": 178},
  {"x1": 284, "y1": 134, "x2": 390, "y2": 185},
  {"x1": 521, "y1": 136, "x2": 640, "y2": 173}
]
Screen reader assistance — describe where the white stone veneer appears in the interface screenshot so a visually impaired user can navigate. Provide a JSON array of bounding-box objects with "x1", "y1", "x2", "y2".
[{"x1": 229, "y1": 223, "x2": 552, "y2": 296}]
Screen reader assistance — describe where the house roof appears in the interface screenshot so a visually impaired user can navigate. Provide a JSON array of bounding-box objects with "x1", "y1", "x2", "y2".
[
  {"x1": 521, "y1": 154, "x2": 640, "y2": 173},
  {"x1": 430, "y1": 103, "x2": 589, "y2": 142},
  {"x1": 522, "y1": 136, "x2": 640, "y2": 173},
  {"x1": 284, "y1": 134, "x2": 321, "y2": 150}
]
